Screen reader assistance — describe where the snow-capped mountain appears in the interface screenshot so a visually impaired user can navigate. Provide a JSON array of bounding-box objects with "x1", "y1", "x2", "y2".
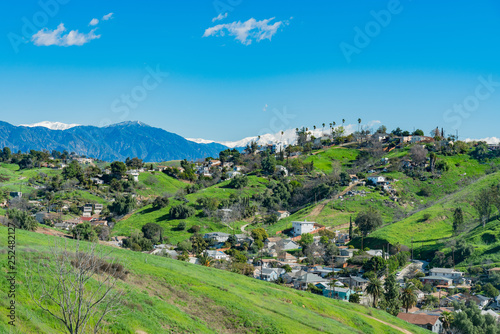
[
  {"x1": 19, "y1": 121, "x2": 81, "y2": 130},
  {"x1": 187, "y1": 122, "x2": 372, "y2": 148}
]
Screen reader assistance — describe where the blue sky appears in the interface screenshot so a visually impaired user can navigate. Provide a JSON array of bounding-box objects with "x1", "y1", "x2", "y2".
[{"x1": 1, "y1": 0, "x2": 500, "y2": 141}]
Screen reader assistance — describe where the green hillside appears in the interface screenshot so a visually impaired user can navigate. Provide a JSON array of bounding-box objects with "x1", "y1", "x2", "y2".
[
  {"x1": 0, "y1": 227, "x2": 428, "y2": 334},
  {"x1": 113, "y1": 176, "x2": 269, "y2": 243},
  {"x1": 363, "y1": 170, "x2": 500, "y2": 261}
]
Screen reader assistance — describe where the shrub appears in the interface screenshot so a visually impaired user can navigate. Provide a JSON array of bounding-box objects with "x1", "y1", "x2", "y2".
[
  {"x1": 188, "y1": 225, "x2": 201, "y2": 233},
  {"x1": 169, "y1": 204, "x2": 195, "y2": 219},
  {"x1": 176, "y1": 221, "x2": 187, "y2": 231}
]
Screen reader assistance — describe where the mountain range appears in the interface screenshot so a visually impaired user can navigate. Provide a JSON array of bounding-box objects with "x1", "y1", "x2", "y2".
[{"x1": 0, "y1": 121, "x2": 228, "y2": 162}]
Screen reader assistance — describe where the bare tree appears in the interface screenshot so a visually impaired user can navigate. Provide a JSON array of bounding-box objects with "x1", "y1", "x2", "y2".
[
  {"x1": 410, "y1": 145, "x2": 428, "y2": 167},
  {"x1": 26, "y1": 237, "x2": 126, "y2": 334}
]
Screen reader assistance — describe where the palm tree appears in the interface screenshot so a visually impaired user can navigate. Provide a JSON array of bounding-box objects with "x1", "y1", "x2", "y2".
[
  {"x1": 439, "y1": 311, "x2": 454, "y2": 334},
  {"x1": 322, "y1": 123, "x2": 326, "y2": 134},
  {"x1": 342, "y1": 118, "x2": 345, "y2": 125},
  {"x1": 198, "y1": 254, "x2": 213, "y2": 267},
  {"x1": 401, "y1": 284, "x2": 418, "y2": 313},
  {"x1": 357, "y1": 118, "x2": 362, "y2": 132},
  {"x1": 313, "y1": 125, "x2": 316, "y2": 130},
  {"x1": 365, "y1": 277, "x2": 383, "y2": 308}
]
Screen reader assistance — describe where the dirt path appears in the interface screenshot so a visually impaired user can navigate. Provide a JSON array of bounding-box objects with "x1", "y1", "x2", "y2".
[
  {"x1": 240, "y1": 223, "x2": 250, "y2": 234},
  {"x1": 363, "y1": 315, "x2": 413, "y2": 334},
  {"x1": 306, "y1": 181, "x2": 361, "y2": 220}
]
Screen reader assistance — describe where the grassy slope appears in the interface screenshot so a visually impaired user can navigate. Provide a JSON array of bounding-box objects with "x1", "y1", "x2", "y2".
[
  {"x1": 0, "y1": 227, "x2": 428, "y2": 334},
  {"x1": 113, "y1": 176, "x2": 269, "y2": 243},
  {"x1": 136, "y1": 172, "x2": 187, "y2": 197},
  {"x1": 303, "y1": 148, "x2": 359, "y2": 173},
  {"x1": 364, "y1": 171, "x2": 500, "y2": 260}
]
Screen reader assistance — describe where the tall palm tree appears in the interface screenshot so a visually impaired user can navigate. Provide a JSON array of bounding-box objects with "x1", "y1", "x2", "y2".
[
  {"x1": 439, "y1": 311, "x2": 454, "y2": 334},
  {"x1": 342, "y1": 118, "x2": 345, "y2": 125},
  {"x1": 313, "y1": 125, "x2": 316, "y2": 130},
  {"x1": 365, "y1": 277, "x2": 383, "y2": 308},
  {"x1": 358, "y1": 118, "x2": 362, "y2": 132},
  {"x1": 322, "y1": 123, "x2": 326, "y2": 134},
  {"x1": 401, "y1": 284, "x2": 418, "y2": 313}
]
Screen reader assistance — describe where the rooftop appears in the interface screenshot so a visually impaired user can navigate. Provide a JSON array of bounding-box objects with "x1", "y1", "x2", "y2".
[{"x1": 397, "y1": 313, "x2": 440, "y2": 326}]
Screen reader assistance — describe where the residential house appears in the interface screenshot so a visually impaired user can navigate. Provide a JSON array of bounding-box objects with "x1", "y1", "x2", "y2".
[
  {"x1": 90, "y1": 177, "x2": 104, "y2": 185},
  {"x1": 82, "y1": 204, "x2": 93, "y2": 217},
  {"x1": 204, "y1": 250, "x2": 230, "y2": 261},
  {"x1": 338, "y1": 276, "x2": 369, "y2": 291},
  {"x1": 282, "y1": 269, "x2": 308, "y2": 284},
  {"x1": 226, "y1": 171, "x2": 242, "y2": 179},
  {"x1": 367, "y1": 176, "x2": 386, "y2": 185},
  {"x1": 292, "y1": 220, "x2": 316, "y2": 236},
  {"x1": 397, "y1": 313, "x2": 443, "y2": 333},
  {"x1": 323, "y1": 287, "x2": 355, "y2": 301},
  {"x1": 277, "y1": 252, "x2": 298, "y2": 263},
  {"x1": 275, "y1": 210, "x2": 290, "y2": 220},
  {"x1": 429, "y1": 268, "x2": 464, "y2": 283},
  {"x1": 420, "y1": 276, "x2": 453, "y2": 286},
  {"x1": 294, "y1": 273, "x2": 328, "y2": 290},
  {"x1": 204, "y1": 232, "x2": 231, "y2": 243},
  {"x1": 235, "y1": 234, "x2": 253, "y2": 245},
  {"x1": 366, "y1": 249, "x2": 384, "y2": 257},
  {"x1": 94, "y1": 204, "x2": 104, "y2": 215},
  {"x1": 10, "y1": 192, "x2": 22, "y2": 198},
  {"x1": 339, "y1": 248, "x2": 358, "y2": 258},
  {"x1": 264, "y1": 237, "x2": 282, "y2": 249},
  {"x1": 127, "y1": 170, "x2": 139, "y2": 182},
  {"x1": 257, "y1": 268, "x2": 285, "y2": 282}
]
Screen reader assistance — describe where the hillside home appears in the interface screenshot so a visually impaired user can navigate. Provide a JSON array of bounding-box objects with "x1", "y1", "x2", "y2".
[
  {"x1": 275, "y1": 210, "x2": 290, "y2": 220},
  {"x1": 429, "y1": 268, "x2": 464, "y2": 283},
  {"x1": 420, "y1": 276, "x2": 453, "y2": 286},
  {"x1": 338, "y1": 276, "x2": 369, "y2": 291},
  {"x1": 397, "y1": 313, "x2": 442, "y2": 333},
  {"x1": 204, "y1": 232, "x2": 230, "y2": 243},
  {"x1": 339, "y1": 248, "x2": 358, "y2": 258},
  {"x1": 277, "y1": 252, "x2": 297, "y2": 263},
  {"x1": 294, "y1": 273, "x2": 328, "y2": 290},
  {"x1": 82, "y1": 204, "x2": 93, "y2": 217},
  {"x1": 94, "y1": 204, "x2": 104, "y2": 215},
  {"x1": 226, "y1": 171, "x2": 242, "y2": 179},
  {"x1": 292, "y1": 220, "x2": 316, "y2": 236},
  {"x1": 256, "y1": 268, "x2": 285, "y2": 282},
  {"x1": 323, "y1": 287, "x2": 354, "y2": 301},
  {"x1": 367, "y1": 176, "x2": 386, "y2": 185},
  {"x1": 204, "y1": 250, "x2": 229, "y2": 261}
]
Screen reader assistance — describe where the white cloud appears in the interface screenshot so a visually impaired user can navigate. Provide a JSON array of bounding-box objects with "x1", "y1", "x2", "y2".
[
  {"x1": 203, "y1": 17, "x2": 285, "y2": 45},
  {"x1": 263, "y1": 104, "x2": 268, "y2": 112},
  {"x1": 31, "y1": 23, "x2": 100, "y2": 46},
  {"x1": 465, "y1": 137, "x2": 500, "y2": 144},
  {"x1": 102, "y1": 13, "x2": 114, "y2": 21},
  {"x1": 89, "y1": 18, "x2": 99, "y2": 26},
  {"x1": 212, "y1": 13, "x2": 228, "y2": 22}
]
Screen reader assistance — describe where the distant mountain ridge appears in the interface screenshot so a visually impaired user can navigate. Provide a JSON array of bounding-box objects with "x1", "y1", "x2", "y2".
[{"x1": 0, "y1": 121, "x2": 228, "y2": 162}]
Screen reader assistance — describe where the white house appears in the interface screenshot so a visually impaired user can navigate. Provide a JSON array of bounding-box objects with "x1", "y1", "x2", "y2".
[
  {"x1": 367, "y1": 176, "x2": 386, "y2": 185},
  {"x1": 203, "y1": 232, "x2": 230, "y2": 243},
  {"x1": 275, "y1": 210, "x2": 290, "y2": 220},
  {"x1": 429, "y1": 268, "x2": 464, "y2": 283},
  {"x1": 292, "y1": 220, "x2": 316, "y2": 237},
  {"x1": 204, "y1": 250, "x2": 229, "y2": 261},
  {"x1": 226, "y1": 171, "x2": 242, "y2": 179}
]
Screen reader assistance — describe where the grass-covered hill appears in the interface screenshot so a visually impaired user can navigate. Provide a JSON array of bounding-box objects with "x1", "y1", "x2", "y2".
[
  {"x1": 112, "y1": 175, "x2": 269, "y2": 243},
  {"x1": 0, "y1": 227, "x2": 428, "y2": 334}
]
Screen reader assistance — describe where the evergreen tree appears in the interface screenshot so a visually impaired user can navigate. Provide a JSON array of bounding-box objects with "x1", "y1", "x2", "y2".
[{"x1": 383, "y1": 274, "x2": 401, "y2": 316}]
